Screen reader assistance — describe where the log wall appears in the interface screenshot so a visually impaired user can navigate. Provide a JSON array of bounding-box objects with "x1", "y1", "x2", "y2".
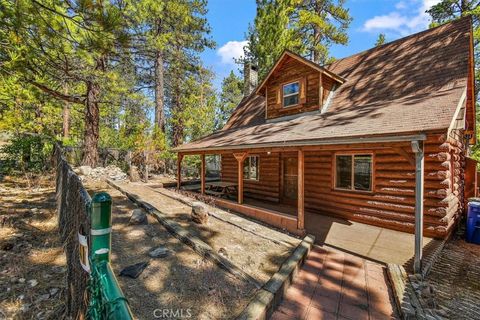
[
  {"x1": 221, "y1": 152, "x2": 281, "y2": 202},
  {"x1": 219, "y1": 132, "x2": 466, "y2": 239}
]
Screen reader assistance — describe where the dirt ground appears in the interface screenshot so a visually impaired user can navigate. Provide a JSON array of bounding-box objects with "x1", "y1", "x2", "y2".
[
  {"x1": 0, "y1": 174, "x2": 66, "y2": 320},
  {"x1": 113, "y1": 181, "x2": 302, "y2": 284},
  {"x1": 1, "y1": 172, "x2": 302, "y2": 319},
  {"x1": 426, "y1": 237, "x2": 480, "y2": 319},
  {"x1": 86, "y1": 180, "x2": 259, "y2": 319}
]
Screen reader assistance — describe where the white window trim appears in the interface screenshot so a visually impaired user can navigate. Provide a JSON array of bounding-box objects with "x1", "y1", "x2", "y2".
[
  {"x1": 282, "y1": 81, "x2": 300, "y2": 108},
  {"x1": 334, "y1": 153, "x2": 373, "y2": 192}
]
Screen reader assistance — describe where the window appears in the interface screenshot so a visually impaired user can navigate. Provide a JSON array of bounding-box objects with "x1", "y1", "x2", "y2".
[
  {"x1": 283, "y1": 82, "x2": 300, "y2": 107},
  {"x1": 335, "y1": 154, "x2": 372, "y2": 191},
  {"x1": 243, "y1": 156, "x2": 259, "y2": 180}
]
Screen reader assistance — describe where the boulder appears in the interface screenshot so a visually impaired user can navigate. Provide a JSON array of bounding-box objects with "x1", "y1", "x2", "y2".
[
  {"x1": 148, "y1": 246, "x2": 169, "y2": 258},
  {"x1": 129, "y1": 209, "x2": 147, "y2": 225},
  {"x1": 78, "y1": 166, "x2": 92, "y2": 176},
  {"x1": 191, "y1": 202, "x2": 208, "y2": 224}
]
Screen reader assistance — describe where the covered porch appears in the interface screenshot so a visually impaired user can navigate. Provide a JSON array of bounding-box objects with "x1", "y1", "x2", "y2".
[{"x1": 175, "y1": 134, "x2": 428, "y2": 273}]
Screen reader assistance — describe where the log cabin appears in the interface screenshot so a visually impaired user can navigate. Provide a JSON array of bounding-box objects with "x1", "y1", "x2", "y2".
[{"x1": 173, "y1": 17, "x2": 476, "y2": 272}]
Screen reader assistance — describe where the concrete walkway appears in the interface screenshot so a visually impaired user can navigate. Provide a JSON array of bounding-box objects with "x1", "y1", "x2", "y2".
[
  {"x1": 271, "y1": 246, "x2": 399, "y2": 320},
  {"x1": 305, "y1": 213, "x2": 441, "y2": 268}
]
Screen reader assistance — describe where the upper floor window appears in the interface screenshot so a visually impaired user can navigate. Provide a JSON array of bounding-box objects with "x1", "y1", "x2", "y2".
[
  {"x1": 335, "y1": 154, "x2": 372, "y2": 191},
  {"x1": 283, "y1": 82, "x2": 300, "y2": 107},
  {"x1": 243, "y1": 156, "x2": 259, "y2": 180}
]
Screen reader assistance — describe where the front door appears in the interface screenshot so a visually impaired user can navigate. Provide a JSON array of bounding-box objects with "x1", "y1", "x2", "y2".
[{"x1": 282, "y1": 156, "x2": 298, "y2": 204}]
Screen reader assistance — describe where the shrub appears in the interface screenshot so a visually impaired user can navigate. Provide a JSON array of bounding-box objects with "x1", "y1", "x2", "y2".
[{"x1": 0, "y1": 134, "x2": 54, "y2": 174}]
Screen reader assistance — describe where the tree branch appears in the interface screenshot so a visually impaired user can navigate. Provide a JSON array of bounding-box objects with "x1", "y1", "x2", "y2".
[{"x1": 29, "y1": 81, "x2": 85, "y2": 104}]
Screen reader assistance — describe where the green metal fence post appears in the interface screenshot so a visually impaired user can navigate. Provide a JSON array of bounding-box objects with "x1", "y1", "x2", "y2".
[{"x1": 89, "y1": 192, "x2": 133, "y2": 319}]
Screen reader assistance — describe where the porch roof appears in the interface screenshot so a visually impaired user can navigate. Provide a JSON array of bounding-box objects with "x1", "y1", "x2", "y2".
[{"x1": 174, "y1": 17, "x2": 471, "y2": 153}]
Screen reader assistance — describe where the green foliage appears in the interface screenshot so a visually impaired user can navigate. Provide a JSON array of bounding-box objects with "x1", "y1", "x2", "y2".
[
  {"x1": 375, "y1": 33, "x2": 386, "y2": 46},
  {"x1": 246, "y1": 0, "x2": 352, "y2": 77},
  {"x1": 0, "y1": 134, "x2": 53, "y2": 174},
  {"x1": 216, "y1": 71, "x2": 243, "y2": 129}
]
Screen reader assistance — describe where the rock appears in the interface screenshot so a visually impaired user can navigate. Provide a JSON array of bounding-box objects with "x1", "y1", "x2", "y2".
[
  {"x1": 119, "y1": 261, "x2": 149, "y2": 279},
  {"x1": 78, "y1": 166, "x2": 92, "y2": 176},
  {"x1": 18, "y1": 278, "x2": 25, "y2": 284},
  {"x1": 218, "y1": 247, "x2": 228, "y2": 257},
  {"x1": 49, "y1": 288, "x2": 59, "y2": 296},
  {"x1": 129, "y1": 166, "x2": 141, "y2": 182},
  {"x1": 36, "y1": 293, "x2": 50, "y2": 303},
  {"x1": 191, "y1": 202, "x2": 208, "y2": 224},
  {"x1": 148, "y1": 246, "x2": 169, "y2": 258},
  {"x1": 28, "y1": 279, "x2": 38, "y2": 287},
  {"x1": 129, "y1": 209, "x2": 147, "y2": 225}
]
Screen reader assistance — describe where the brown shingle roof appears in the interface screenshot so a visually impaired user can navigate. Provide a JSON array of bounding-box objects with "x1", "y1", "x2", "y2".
[{"x1": 175, "y1": 17, "x2": 472, "y2": 152}]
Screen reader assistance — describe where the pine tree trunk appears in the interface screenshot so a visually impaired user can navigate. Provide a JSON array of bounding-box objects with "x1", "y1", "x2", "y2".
[
  {"x1": 172, "y1": 85, "x2": 183, "y2": 147},
  {"x1": 82, "y1": 80, "x2": 100, "y2": 167},
  {"x1": 154, "y1": 50, "x2": 165, "y2": 132},
  {"x1": 62, "y1": 82, "x2": 70, "y2": 139},
  {"x1": 62, "y1": 103, "x2": 70, "y2": 138},
  {"x1": 82, "y1": 58, "x2": 104, "y2": 167}
]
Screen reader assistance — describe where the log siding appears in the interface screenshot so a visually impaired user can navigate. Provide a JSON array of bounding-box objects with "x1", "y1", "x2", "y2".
[{"x1": 219, "y1": 132, "x2": 463, "y2": 239}]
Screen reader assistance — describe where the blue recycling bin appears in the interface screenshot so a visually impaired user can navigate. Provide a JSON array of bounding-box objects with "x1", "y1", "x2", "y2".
[{"x1": 466, "y1": 199, "x2": 480, "y2": 244}]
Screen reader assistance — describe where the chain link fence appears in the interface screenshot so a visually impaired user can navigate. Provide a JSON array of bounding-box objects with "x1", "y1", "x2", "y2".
[{"x1": 55, "y1": 143, "x2": 91, "y2": 318}]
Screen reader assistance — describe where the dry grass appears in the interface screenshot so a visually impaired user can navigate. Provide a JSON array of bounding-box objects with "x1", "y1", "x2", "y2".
[{"x1": 0, "y1": 174, "x2": 66, "y2": 320}]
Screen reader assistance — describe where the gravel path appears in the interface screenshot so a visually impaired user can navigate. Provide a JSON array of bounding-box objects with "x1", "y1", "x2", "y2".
[{"x1": 426, "y1": 239, "x2": 480, "y2": 319}]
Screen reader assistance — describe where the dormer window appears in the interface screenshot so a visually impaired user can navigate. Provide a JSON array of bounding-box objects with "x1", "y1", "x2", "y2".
[{"x1": 283, "y1": 81, "x2": 300, "y2": 107}]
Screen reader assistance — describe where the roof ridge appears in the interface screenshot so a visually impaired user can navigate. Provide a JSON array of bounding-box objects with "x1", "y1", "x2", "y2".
[{"x1": 326, "y1": 15, "x2": 472, "y2": 68}]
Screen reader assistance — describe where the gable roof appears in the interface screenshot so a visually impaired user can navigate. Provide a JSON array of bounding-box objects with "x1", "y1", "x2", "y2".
[
  {"x1": 175, "y1": 17, "x2": 474, "y2": 153},
  {"x1": 255, "y1": 50, "x2": 346, "y2": 95}
]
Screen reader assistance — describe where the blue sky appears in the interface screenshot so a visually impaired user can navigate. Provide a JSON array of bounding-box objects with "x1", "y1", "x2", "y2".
[{"x1": 201, "y1": 0, "x2": 440, "y2": 88}]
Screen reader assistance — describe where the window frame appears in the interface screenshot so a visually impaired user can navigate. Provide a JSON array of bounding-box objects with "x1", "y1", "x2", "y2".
[
  {"x1": 282, "y1": 81, "x2": 300, "y2": 108},
  {"x1": 333, "y1": 152, "x2": 374, "y2": 193},
  {"x1": 243, "y1": 155, "x2": 260, "y2": 181}
]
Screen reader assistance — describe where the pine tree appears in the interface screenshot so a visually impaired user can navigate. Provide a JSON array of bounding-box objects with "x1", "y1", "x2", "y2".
[
  {"x1": 246, "y1": 0, "x2": 352, "y2": 77},
  {"x1": 216, "y1": 71, "x2": 243, "y2": 129},
  {"x1": 291, "y1": 0, "x2": 352, "y2": 64},
  {"x1": 0, "y1": 0, "x2": 133, "y2": 166},
  {"x1": 375, "y1": 33, "x2": 386, "y2": 46},
  {"x1": 245, "y1": 0, "x2": 300, "y2": 78}
]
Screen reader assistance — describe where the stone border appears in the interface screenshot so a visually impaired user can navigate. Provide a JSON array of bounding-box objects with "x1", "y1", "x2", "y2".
[
  {"x1": 387, "y1": 264, "x2": 425, "y2": 319},
  {"x1": 107, "y1": 180, "x2": 262, "y2": 289},
  {"x1": 236, "y1": 235, "x2": 315, "y2": 320},
  {"x1": 387, "y1": 237, "x2": 448, "y2": 319}
]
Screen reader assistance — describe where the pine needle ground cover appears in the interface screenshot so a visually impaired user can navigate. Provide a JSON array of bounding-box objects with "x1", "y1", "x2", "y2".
[{"x1": 90, "y1": 179, "x2": 301, "y2": 319}]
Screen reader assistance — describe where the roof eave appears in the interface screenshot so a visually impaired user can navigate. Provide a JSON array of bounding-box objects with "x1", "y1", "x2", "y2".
[{"x1": 174, "y1": 133, "x2": 427, "y2": 154}]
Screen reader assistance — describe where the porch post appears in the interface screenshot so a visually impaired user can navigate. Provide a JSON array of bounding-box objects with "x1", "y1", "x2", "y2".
[
  {"x1": 411, "y1": 141, "x2": 424, "y2": 274},
  {"x1": 234, "y1": 153, "x2": 247, "y2": 204},
  {"x1": 201, "y1": 154, "x2": 206, "y2": 195},
  {"x1": 177, "y1": 153, "x2": 184, "y2": 190},
  {"x1": 298, "y1": 149, "x2": 305, "y2": 230}
]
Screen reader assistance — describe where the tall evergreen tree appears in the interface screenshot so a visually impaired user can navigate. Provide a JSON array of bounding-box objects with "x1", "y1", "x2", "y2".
[
  {"x1": 0, "y1": 0, "x2": 132, "y2": 166},
  {"x1": 291, "y1": 0, "x2": 352, "y2": 64},
  {"x1": 246, "y1": 0, "x2": 352, "y2": 77},
  {"x1": 216, "y1": 71, "x2": 243, "y2": 129}
]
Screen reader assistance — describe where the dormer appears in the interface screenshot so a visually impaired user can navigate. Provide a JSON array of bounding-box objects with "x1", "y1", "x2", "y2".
[{"x1": 255, "y1": 50, "x2": 345, "y2": 121}]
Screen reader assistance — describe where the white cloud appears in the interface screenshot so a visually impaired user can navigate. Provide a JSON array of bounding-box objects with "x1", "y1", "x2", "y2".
[
  {"x1": 217, "y1": 40, "x2": 248, "y2": 65},
  {"x1": 362, "y1": 0, "x2": 441, "y2": 36}
]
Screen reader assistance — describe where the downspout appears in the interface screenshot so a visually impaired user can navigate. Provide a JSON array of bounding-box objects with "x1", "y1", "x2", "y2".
[{"x1": 411, "y1": 140, "x2": 424, "y2": 274}]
